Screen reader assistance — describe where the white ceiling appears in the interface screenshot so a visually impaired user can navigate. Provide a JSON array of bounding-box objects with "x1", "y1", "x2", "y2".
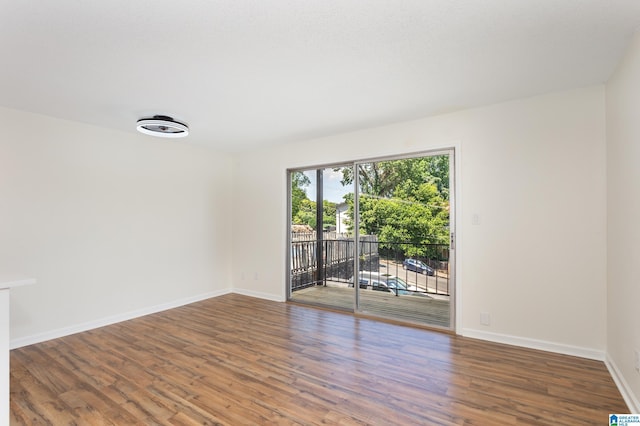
[{"x1": 1, "y1": 1, "x2": 639, "y2": 152}]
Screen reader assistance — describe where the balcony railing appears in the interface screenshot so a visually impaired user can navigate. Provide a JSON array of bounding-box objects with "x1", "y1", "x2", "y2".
[{"x1": 291, "y1": 236, "x2": 450, "y2": 296}]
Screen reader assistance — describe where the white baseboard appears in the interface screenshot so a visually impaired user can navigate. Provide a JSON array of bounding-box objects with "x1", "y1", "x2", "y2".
[
  {"x1": 10, "y1": 288, "x2": 232, "y2": 349},
  {"x1": 461, "y1": 328, "x2": 605, "y2": 361},
  {"x1": 606, "y1": 354, "x2": 640, "y2": 413},
  {"x1": 232, "y1": 287, "x2": 286, "y2": 302}
]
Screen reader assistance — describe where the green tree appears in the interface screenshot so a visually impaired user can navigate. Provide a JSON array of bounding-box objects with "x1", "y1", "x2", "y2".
[
  {"x1": 359, "y1": 183, "x2": 449, "y2": 246},
  {"x1": 335, "y1": 163, "x2": 396, "y2": 197},
  {"x1": 293, "y1": 198, "x2": 316, "y2": 228},
  {"x1": 322, "y1": 200, "x2": 337, "y2": 227},
  {"x1": 291, "y1": 171, "x2": 311, "y2": 220},
  {"x1": 339, "y1": 155, "x2": 450, "y2": 257},
  {"x1": 336, "y1": 155, "x2": 449, "y2": 200},
  {"x1": 292, "y1": 199, "x2": 337, "y2": 230},
  {"x1": 422, "y1": 155, "x2": 449, "y2": 200}
]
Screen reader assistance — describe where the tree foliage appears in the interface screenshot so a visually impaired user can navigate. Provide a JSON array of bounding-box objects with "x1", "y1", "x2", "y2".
[
  {"x1": 359, "y1": 185, "x2": 448, "y2": 243},
  {"x1": 291, "y1": 171, "x2": 337, "y2": 230},
  {"x1": 339, "y1": 155, "x2": 450, "y2": 256},
  {"x1": 292, "y1": 156, "x2": 450, "y2": 257},
  {"x1": 322, "y1": 200, "x2": 337, "y2": 227},
  {"x1": 336, "y1": 155, "x2": 449, "y2": 200},
  {"x1": 292, "y1": 199, "x2": 337, "y2": 230},
  {"x1": 291, "y1": 171, "x2": 310, "y2": 220}
]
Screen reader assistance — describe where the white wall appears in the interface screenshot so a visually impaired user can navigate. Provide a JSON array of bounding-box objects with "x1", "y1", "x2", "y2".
[
  {"x1": 232, "y1": 86, "x2": 607, "y2": 356},
  {"x1": 0, "y1": 79, "x2": 622, "y2": 403},
  {"x1": 606, "y1": 32, "x2": 640, "y2": 412},
  {"x1": 0, "y1": 107, "x2": 233, "y2": 345}
]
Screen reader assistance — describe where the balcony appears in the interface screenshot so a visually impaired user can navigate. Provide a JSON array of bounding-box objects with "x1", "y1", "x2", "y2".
[{"x1": 290, "y1": 234, "x2": 451, "y2": 328}]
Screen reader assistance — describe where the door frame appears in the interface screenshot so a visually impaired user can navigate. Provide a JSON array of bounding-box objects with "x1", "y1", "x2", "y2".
[{"x1": 286, "y1": 146, "x2": 460, "y2": 332}]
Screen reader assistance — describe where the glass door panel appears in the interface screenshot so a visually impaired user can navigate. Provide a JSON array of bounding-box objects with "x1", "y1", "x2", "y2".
[
  {"x1": 355, "y1": 154, "x2": 453, "y2": 328},
  {"x1": 288, "y1": 166, "x2": 354, "y2": 310}
]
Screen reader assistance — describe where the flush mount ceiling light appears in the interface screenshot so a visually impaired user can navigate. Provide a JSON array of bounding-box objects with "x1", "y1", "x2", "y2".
[{"x1": 136, "y1": 115, "x2": 189, "y2": 138}]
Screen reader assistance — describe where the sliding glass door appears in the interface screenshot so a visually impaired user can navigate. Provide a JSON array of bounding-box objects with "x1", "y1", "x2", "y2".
[{"x1": 288, "y1": 150, "x2": 455, "y2": 329}]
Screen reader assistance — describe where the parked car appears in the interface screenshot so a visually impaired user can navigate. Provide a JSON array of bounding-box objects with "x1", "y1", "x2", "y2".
[
  {"x1": 403, "y1": 258, "x2": 435, "y2": 275},
  {"x1": 349, "y1": 271, "x2": 424, "y2": 296}
]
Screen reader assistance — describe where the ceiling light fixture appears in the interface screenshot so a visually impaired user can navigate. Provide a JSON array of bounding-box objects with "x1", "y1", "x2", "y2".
[{"x1": 136, "y1": 115, "x2": 189, "y2": 138}]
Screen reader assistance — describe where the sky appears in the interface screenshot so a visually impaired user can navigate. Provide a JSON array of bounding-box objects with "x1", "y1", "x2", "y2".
[{"x1": 303, "y1": 168, "x2": 352, "y2": 204}]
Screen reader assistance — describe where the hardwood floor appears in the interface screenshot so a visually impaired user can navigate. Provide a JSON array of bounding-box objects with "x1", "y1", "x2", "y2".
[{"x1": 10, "y1": 294, "x2": 627, "y2": 425}]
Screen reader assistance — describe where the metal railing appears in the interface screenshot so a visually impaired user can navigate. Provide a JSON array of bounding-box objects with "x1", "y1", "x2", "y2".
[{"x1": 291, "y1": 237, "x2": 450, "y2": 296}]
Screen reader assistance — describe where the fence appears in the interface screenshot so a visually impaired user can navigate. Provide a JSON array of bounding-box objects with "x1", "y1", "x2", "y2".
[
  {"x1": 290, "y1": 235, "x2": 450, "y2": 295},
  {"x1": 290, "y1": 235, "x2": 379, "y2": 290}
]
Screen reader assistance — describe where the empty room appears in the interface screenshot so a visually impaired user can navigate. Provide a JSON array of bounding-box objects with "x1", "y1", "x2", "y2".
[{"x1": 1, "y1": 1, "x2": 640, "y2": 425}]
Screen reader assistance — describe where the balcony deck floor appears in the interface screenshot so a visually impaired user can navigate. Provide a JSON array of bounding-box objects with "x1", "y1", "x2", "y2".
[{"x1": 290, "y1": 283, "x2": 451, "y2": 328}]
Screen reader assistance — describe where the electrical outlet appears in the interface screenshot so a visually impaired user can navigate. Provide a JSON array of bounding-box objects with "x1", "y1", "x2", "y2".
[
  {"x1": 254, "y1": 272, "x2": 259, "y2": 281},
  {"x1": 634, "y1": 349, "x2": 640, "y2": 372},
  {"x1": 480, "y1": 312, "x2": 491, "y2": 326}
]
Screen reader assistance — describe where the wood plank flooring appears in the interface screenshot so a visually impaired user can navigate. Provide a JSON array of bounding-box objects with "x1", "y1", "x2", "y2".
[{"x1": 10, "y1": 294, "x2": 627, "y2": 425}]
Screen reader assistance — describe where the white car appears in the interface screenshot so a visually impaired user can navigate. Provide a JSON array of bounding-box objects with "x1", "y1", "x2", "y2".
[{"x1": 349, "y1": 271, "x2": 421, "y2": 296}]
